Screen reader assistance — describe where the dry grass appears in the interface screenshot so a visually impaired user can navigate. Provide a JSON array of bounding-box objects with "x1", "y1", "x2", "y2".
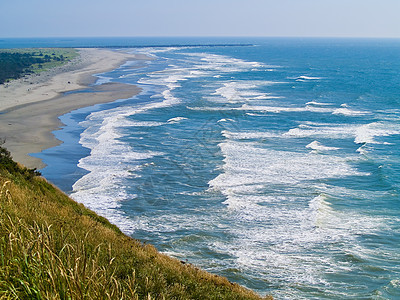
[{"x1": 0, "y1": 155, "x2": 271, "y2": 299}]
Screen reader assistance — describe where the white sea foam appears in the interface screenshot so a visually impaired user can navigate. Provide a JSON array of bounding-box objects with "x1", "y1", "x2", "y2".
[
  {"x1": 138, "y1": 63, "x2": 206, "y2": 90},
  {"x1": 283, "y1": 121, "x2": 400, "y2": 154},
  {"x1": 356, "y1": 144, "x2": 369, "y2": 155},
  {"x1": 209, "y1": 193, "x2": 392, "y2": 293},
  {"x1": 167, "y1": 116, "x2": 188, "y2": 123},
  {"x1": 132, "y1": 47, "x2": 186, "y2": 58},
  {"x1": 284, "y1": 124, "x2": 357, "y2": 139},
  {"x1": 222, "y1": 130, "x2": 279, "y2": 139},
  {"x1": 188, "y1": 104, "x2": 333, "y2": 114},
  {"x1": 184, "y1": 52, "x2": 270, "y2": 74},
  {"x1": 308, "y1": 194, "x2": 334, "y2": 227},
  {"x1": 240, "y1": 104, "x2": 333, "y2": 113},
  {"x1": 70, "y1": 85, "x2": 185, "y2": 233},
  {"x1": 209, "y1": 140, "x2": 366, "y2": 195},
  {"x1": 127, "y1": 121, "x2": 165, "y2": 127},
  {"x1": 332, "y1": 107, "x2": 368, "y2": 116},
  {"x1": 186, "y1": 106, "x2": 236, "y2": 112},
  {"x1": 296, "y1": 75, "x2": 322, "y2": 81},
  {"x1": 118, "y1": 73, "x2": 136, "y2": 79},
  {"x1": 217, "y1": 118, "x2": 236, "y2": 123},
  {"x1": 205, "y1": 190, "x2": 389, "y2": 294},
  {"x1": 354, "y1": 122, "x2": 400, "y2": 144},
  {"x1": 210, "y1": 81, "x2": 283, "y2": 104},
  {"x1": 255, "y1": 95, "x2": 283, "y2": 100},
  {"x1": 71, "y1": 107, "x2": 163, "y2": 233},
  {"x1": 214, "y1": 82, "x2": 255, "y2": 102},
  {"x1": 306, "y1": 141, "x2": 340, "y2": 151},
  {"x1": 306, "y1": 101, "x2": 332, "y2": 106},
  {"x1": 205, "y1": 133, "x2": 387, "y2": 292},
  {"x1": 246, "y1": 112, "x2": 266, "y2": 117},
  {"x1": 136, "y1": 70, "x2": 185, "y2": 107}
]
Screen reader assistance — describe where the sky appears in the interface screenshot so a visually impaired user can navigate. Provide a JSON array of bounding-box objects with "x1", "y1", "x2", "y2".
[{"x1": 1, "y1": 0, "x2": 400, "y2": 38}]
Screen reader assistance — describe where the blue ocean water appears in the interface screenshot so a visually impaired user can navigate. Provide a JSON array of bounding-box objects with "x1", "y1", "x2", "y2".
[{"x1": 28, "y1": 38, "x2": 400, "y2": 299}]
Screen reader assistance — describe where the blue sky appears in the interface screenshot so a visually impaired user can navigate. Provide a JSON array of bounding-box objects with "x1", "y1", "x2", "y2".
[{"x1": 1, "y1": 0, "x2": 400, "y2": 38}]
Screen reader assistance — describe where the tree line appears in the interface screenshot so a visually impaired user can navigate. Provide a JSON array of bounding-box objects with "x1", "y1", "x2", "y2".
[{"x1": 0, "y1": 52, "x2": 64, "y2": 84}]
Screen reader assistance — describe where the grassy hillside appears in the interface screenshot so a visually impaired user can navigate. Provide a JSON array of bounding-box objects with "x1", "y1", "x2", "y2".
[{"x1": 0, "y1": 147, "x2": 270, "y2": 299}]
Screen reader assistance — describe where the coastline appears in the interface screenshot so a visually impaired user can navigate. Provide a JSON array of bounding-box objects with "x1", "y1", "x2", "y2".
[{"x1": 0, "y1": 48, "x2": 146, "y2": 169}]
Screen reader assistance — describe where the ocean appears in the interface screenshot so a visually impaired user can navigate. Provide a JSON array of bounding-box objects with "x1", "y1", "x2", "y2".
[{"x1": 5, "y1": 37, "x2": 400, "y2": 299}]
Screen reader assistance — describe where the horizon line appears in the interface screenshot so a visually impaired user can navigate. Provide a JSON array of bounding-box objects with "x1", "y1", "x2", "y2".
[{"x1": 2, "y1": 36, "x2": 400, "y2": 40}]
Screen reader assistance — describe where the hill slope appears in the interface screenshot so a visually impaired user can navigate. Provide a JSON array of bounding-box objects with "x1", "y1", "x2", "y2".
[{"x1": 0, "y1": 147, "x2": 269, "y2": 299}]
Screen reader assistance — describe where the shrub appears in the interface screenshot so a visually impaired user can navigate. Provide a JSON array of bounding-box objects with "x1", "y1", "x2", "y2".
[{"x1": 0, "y1": 145, "x2": 41, "y2": 179}]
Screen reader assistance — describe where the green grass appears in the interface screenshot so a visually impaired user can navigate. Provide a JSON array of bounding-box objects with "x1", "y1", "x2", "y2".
[
  {"x1": 0, "y1": 147, "x2": 271, "y2": 299},
  {"x1": 0, "y1": 48, "x2": 78, "y2": 84}
]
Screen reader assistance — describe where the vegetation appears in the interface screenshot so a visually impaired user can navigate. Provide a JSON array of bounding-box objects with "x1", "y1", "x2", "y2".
[
  {"x1": 0, "y1": 144, "x2": 41, "y2": 180},
  {"x1": 0, "y1": 146, "x2": 269, "y2": 299},
  {"x1": 0, "y1": 48, "x2": 78, "y2": 84}
]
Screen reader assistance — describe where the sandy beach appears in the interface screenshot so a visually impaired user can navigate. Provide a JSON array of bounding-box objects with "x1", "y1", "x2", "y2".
[{"x1": 0, "y1": 48, "x2": 146, "y2": 169}]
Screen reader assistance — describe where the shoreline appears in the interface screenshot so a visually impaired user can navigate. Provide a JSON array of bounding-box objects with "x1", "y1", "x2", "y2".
[{"x1": 0, "y1": 48, "x2": 146, "y2": 169}]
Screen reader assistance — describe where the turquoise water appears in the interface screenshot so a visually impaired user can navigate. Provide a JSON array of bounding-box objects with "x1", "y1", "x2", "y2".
[{"x1": 30, "y1": 38, "x2": 400, "y2": 299}]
